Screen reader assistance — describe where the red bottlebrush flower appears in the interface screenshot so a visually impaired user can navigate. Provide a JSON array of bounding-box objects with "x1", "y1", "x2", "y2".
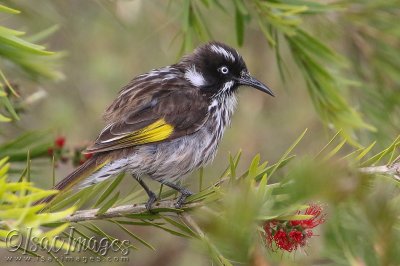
[
  {"x1": 263, "y1": 203, "x2": 326, "y2": 252},
  {"x1": 289, "y1": 230, "x2": 304, "y2": 244},
  {"x1": 273, "y1": 230, "x2": 293, "y2": 251},
  {"x1": 54, "y1": 136, "x2": 66, "y2": 148},
  {"x1": 290, "y1": 204, "x2": 326, "y2": 229}
]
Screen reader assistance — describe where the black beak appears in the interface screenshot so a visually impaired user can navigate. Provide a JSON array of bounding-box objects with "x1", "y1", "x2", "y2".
[{"x1": 238, "y1": 72, "x2": 274, "y2": 97}]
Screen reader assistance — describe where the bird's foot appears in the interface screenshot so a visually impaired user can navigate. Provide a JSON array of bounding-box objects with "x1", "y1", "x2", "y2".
[
  {"x1": 145, "y1": 191, "x2": 158, "y2": 212},
  {"x1": 174, "y1": 189, "x2": 194, "y2": 209}
]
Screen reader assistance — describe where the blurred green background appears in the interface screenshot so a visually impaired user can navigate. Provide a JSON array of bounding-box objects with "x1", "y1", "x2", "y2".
[{"x1": 1, "y1": 0, "x2": 399, "y2": 265}]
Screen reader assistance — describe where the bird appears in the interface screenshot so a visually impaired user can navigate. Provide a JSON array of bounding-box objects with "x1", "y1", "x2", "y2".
[{"x1": 39, "y1": 41, "x2": 274, "y2": 210}]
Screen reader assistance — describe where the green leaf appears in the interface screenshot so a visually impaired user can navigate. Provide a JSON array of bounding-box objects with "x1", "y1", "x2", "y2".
[
  {"x1": 26, "y1": 25, "x2": 60, "y2": 43},
  {"x1": 257, "y1": 173, "x2": 268, "y2": 199},
  {"x1": 229, "y1": 153, "x2": 237, "y2": 179},
  {"x1": 256, "y1": 155, "x2": 295, "y2": 181},
  {"x1": 315, "y1": 130, "x2": 342, "y2": 158},
  {"x1": 0, "y1": 94, "x2": 19, "y2": 120},
  {"x1": 233, "y1": 0, "x2": 248, "y2": 15},
  {"x1": 83, "y1": 223, "x2": 137, "y2": 252},
  {"x1": 94, "y1": 173, "x2": 125, "y2": 207},
  {"x1": 82, "y1": 223, "x2": 116, "y2": 242},
  {"x1": 235, "y1": 7, "x2": 245, "y2": 46},
  {"x1": 224, "y1": 150, "x2": 242, "y2": 180},
  {"x1": 4, "y1": 190, "x2": 58, "y2": 205},
  {"x1": 295, "y1": 29, "x2": 345, "y2": 64},
  {"x1": 0, "y1": 34, "x2": 53, "y2": 55},
  {"x1": 0, "y1": 69, "x2": 19, "y2": 96},
  {"x1": 0, "y1": 131, "x2": 51, "y2": 161},
  {"x1": 116, "y1": 188, "x2": 143, "y2": 206},
  {"x1": 362, "y1": 135, "x2": 400, "y2": 166},
  {"x1": 33, "y1": 207, "x2": 75, "y2": 224},
  {"x1": 268, "y1": 129, "x2": 307, "y2": 177},
  {"x1": 47, "y1": 186, "x2": 93, "y2": 211},
  {"x1": 247, "y1": 154, "x2": 260, "y2": 179},
  {"x1": 97, "y1": 192, "x2": 120, "y2": 215},
  {"x1": 0, "y1": 113, "x2": 11, "y2": 122},
  {"x1": 191, "y1": 7, "x2": 211, "y2": 41},
  {"x1": 258, "y1": 18, "x2": 276, "y2": 46},
  {"x1": 182, "y1": 0, "x2": 191, "y2": 32},
  {"x1": 275, "y1": 214, "x2": 314, "y2": 221},
  {"x1": 0, "y1": 4, "x2": 20, "y2": 14},
  {"x1": 62, "y1": 228, "x2": 108, "y2": 256},
  {"x1": 323, "y1": 139, "x2": 347, "y2": 161},
  {"x1": 356, "y1": 141, "x2": 376, "y2": 161},
  {"x1": 186, "y1": 186, "x2": 218, "y2": 203},
  {"x1": 141, "y1": 219, "x2": 193, "y2": 238},
  {"x1": 161, "y1": 215, "x2": 198, "y2": 238},
  {"x1": 110, "y1": 220, "x2": 155, "y2": 250},
  {"x1": 0, "y1": 157, "x2": 9, "y2": 169}
]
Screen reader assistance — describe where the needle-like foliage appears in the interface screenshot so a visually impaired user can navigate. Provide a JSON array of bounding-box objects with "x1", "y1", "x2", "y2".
[{"x1": 1, "y1": 1, "x2": 400, "y2": 265}]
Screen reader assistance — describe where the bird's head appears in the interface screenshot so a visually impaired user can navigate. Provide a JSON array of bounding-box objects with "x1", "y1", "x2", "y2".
[{"x1": 180, "y1": 41, "x2": 274, "y2": 98}]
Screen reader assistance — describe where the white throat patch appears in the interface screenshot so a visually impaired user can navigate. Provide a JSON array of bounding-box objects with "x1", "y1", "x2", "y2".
[{"x1": 185, "y1": 65, "x2": 206, "y2": 87}]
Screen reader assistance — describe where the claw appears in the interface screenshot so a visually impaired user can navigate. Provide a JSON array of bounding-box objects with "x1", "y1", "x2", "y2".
[
  {"x1": 174, "y1": 190, "x2": 193, "y2": 208},
  {"x1": 145, "y1": 191, "x2": 157, "y2": 212}
]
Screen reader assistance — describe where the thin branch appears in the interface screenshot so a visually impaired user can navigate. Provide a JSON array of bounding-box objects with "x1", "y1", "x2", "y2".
[
  {"x1": 360, "y1": 162, "x2": 400, "y2": 181},
  {"x1": 62, "y1": 199, "x2": 203, "y2": 223},
  {"x1": 181, "y1": 212, "x2": 204, "y2": 237},
  {"x1": 62, "y1": 162, "x2": 400, "y2": 223}
]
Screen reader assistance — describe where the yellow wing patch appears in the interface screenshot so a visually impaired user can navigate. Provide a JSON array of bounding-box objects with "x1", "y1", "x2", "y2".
[
  {"x1": 119, "y1": 118, "x2": 174, "y2": 145},
  {"x1": 87, "y1": 119, "x2": 174, "y2": 153}
]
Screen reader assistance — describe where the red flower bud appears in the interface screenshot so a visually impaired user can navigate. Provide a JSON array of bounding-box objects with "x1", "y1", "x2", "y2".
[
  {"x1": 84, "y1": 152, "x2": 93, "y2": 159},
  {"x1": 55, "y1": 136, "x2": 66, "y2": 148}
]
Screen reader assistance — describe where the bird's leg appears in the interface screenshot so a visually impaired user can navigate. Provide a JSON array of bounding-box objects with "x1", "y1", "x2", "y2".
[
  {"x1": 159, "y1": 180, "x2": 193, "y2": 208},
  {"x1": 133, "y1": 175, "x2": 157, "y2": 211}
]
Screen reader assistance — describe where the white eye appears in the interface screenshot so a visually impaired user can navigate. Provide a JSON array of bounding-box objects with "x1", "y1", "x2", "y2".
[{"x1": 219, "y1": 66, "x2": 229, "y2": 75}]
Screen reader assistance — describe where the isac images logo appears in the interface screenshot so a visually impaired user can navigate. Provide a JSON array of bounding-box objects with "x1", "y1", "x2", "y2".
[{"x1": 3, "y1": 226, "x2": 131, "y2": 263}]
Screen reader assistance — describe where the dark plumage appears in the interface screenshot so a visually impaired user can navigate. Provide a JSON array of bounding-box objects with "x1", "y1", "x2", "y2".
[{"x1": 38, "y1": 41, "x2": 274, "y2": 209}]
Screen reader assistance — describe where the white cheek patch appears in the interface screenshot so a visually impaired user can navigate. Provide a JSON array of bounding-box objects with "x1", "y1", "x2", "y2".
[
  {"x1": 210, "y1": 45, "x2": 236, "y2": 62},
  {"x1": 185, "y1": 65, "x2": 206, "y2": 87}
]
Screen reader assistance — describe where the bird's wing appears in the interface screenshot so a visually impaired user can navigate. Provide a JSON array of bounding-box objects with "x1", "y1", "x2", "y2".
[{"x1": 85, "y1": 86, "x2": 209, "y2": 154}]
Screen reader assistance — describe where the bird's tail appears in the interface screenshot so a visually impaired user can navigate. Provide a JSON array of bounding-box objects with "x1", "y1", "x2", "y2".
[{"x1": 35, "y1": 155, "x2": 109, "y2": 206}]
